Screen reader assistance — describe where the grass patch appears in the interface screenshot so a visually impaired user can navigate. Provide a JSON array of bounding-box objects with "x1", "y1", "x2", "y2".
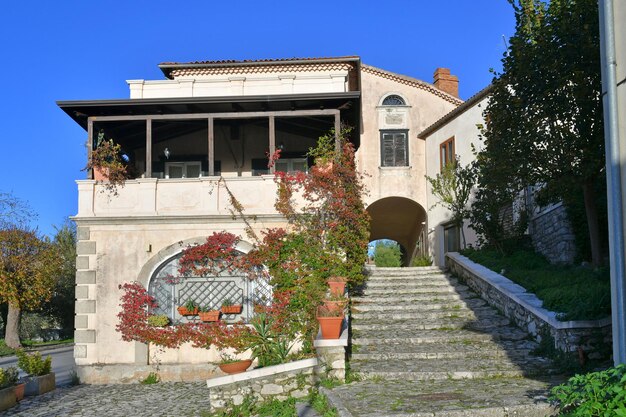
[
  {"x1": 461, "y1": 247, "x2": 610, "y2": 321},
  {"x1": 0, "y1": 338, "x2": 74, "y2": 357}
]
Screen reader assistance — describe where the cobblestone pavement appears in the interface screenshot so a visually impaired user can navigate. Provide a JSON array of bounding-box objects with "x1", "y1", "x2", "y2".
[
  {"x1": 2, "y1": 383, "x2": 322, "y2": 417},
  {"x1": 2, "y1": 382, "x2": 213, "y2": 417},
  {"x1": 324, "y1": 377, "x2": 561, "y2": 417}
]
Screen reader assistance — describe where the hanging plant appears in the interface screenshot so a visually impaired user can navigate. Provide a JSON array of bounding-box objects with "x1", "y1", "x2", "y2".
[{"x1": 84, "y1": 130, "x2": 129, "y2": 195}]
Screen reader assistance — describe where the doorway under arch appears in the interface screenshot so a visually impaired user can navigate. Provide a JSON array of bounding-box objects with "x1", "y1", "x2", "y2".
[{"x1": 367, "y1": 197, "x2": 428, "y2": 266}]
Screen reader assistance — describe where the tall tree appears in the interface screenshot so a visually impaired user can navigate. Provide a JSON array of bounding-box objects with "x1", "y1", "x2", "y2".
[
  {"x1": 40, "y1": 221, "x2": 76, "y2": 334},
  {"x1": 374, "y1": 241, "x2": 402, "y2": 267},
  {"x1": 475, "y1": 0, "x2": 604, "y2": 263},
  {"x1": 0, "y1": 193, "x2": 63, "y2": 348}
]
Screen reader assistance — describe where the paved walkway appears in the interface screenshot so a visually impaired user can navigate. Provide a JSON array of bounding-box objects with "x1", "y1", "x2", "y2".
[{"x1": 2, "y1": 382, "x2": 213, "y2": 417}]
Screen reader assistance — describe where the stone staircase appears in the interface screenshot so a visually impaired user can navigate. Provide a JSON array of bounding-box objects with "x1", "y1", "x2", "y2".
[{"x1": 325, "y1": 266, "x2": 564, "y2": 417}]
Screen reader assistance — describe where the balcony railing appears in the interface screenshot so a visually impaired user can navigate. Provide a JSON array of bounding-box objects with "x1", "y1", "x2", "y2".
[{"x1": 76, "y1": 175, "x2": 281, "y2": 218}]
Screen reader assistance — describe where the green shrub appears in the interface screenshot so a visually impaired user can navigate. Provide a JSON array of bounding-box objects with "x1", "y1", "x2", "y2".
[
  {"x1": 374, "y1": 241, "x2": 402, "y2": 267},
  {"x1": 15, "y1": 349, "x2": 52, "y2": 376},
  {"x1": 0, "y1": 366, "x2": 19, "y2": 389},
  {"x1": 147, "y1": 314, "x2": 169, "y2": 327},
  {"x1": 140, "y1": 372, "x2": 160, "y2": 385},
  {"x1": 411, "y1": 255, "x2": 433, "y2": 266},
  {"x1": 550, "y1": 364, "x2": 626, "y2": 416}
]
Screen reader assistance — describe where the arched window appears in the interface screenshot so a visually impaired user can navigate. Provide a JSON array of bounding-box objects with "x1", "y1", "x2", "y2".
[
  {"x1": 382, "y1": 94, "x2": 406, "y2": 106},
  {"x1": 148, "y1": 252, "x2": 272, "y2": 323}
]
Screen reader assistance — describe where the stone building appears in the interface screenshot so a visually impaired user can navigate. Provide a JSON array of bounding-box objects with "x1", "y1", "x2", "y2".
[{"x1": 58, "y1": 56, "x2": 465, "y2": 382}]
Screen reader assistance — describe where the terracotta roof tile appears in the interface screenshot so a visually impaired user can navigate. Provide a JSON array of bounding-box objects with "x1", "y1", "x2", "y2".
[
  {"x1": 169, "y1": 62, "x2": 356, "y2": 78},
  {"x1": 361, "y1": 64, "x2": 464, "y2": 106}
]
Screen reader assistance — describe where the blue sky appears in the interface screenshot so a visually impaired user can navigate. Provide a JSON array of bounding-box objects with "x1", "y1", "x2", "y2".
[{"x1": 0, "y1": 1, "x2": 515, "y2": 236}]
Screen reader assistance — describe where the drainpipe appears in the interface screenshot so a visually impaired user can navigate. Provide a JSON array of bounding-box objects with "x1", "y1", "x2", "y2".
[{"x1": 599, "y1": 0, "x2": 626, "y2": 365}]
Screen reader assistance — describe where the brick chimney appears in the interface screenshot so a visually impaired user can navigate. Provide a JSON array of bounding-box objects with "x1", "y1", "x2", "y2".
[{"x1": 433, "y1": 68, "x2": 459, "y2": 98}]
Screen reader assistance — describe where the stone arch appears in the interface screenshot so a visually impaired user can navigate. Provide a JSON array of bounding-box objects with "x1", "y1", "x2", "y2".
[
  {"x1": 136, "y1": 236, "x2": 255, "y2": 287},
  {"x1": 136, "y1": 236, "x2": 267, "y2": 322},
  {"x1": 367, "y1": 197, "x2": 427, "y2": 266}
]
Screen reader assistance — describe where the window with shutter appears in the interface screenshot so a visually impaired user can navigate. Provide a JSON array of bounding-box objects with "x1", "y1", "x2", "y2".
[{"x1": 380, "y1": 130, "x2": 408, "y2": 167}]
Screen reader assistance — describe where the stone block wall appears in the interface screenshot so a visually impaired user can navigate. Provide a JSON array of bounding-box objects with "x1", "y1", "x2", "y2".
[
  {"x1": 207, "y1": 358, "x2": 321, "y2": 412},
  {"x1": 74, "y1": 226, "x2": 98, "y2": 364},
  {"x1": 446, "y1": 253, "x2": 612, "y2": 359},
  {"x1": 529, "y1": 203, "x2": 577, "y2": 265}
]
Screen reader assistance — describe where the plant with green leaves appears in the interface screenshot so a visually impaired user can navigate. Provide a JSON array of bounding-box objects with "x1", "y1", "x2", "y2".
[
  {"x1": 147, "y1": 314, "x2": 169, "y2": 327},
  {"x1": 140, "y1": 372, "x2": 160, "y2": 385},
  {"x1": 373, "y1": 240, "x2": 402, "y2": 267},
  {"x1": 16, "y1": 349, "x2": 52, "y2": 376},
  {"x1": 426, "y1": 158, "x2": 476, "y2": 249},
  {"x1": 0, "y1": 366, "x2": 19, "y2": 389},
  {"x1": 248, "y1": 312, "x2": 293, "y2": 368},
  {"x1": 549, "y1": 364, "x2": 626, "y2": 416}
]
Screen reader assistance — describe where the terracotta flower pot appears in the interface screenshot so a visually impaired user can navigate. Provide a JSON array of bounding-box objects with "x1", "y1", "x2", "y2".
[
  {"x1": 199, "y1": 310, "x2": 221, "y2": 322},
  {"x1": 93, "y1": 166, "x2": 110, "y2": 181},
  {"x1": 317, "y1": 307, "x2": 345, "y2": 339},
  {"x1": 177, "y1": 306, "x2": 199, "y2": 316},
  {"x1": 322, "y1": 300, "x2": 346, "y2": 313},
  {"x1": 14, "y1": 383, "x2": 25, "y2": 401},
  {"x1": 220, "y1": 305, "x2": 243, "y2": 314},
  {"x1": 218, "y1": 359, "x2": 252, "y2": 375},
  {"x1": 328, "y1": 281, "x2": 346, "y2": 296}
]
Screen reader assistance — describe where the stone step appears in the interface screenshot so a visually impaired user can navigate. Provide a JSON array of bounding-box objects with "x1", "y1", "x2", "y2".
[
  {"x1": 352, "y1": 316, "x2": 511, "y2": 332},
  {"x1": 364, "y1": 274, "x2": 453, "y2": 283},
  {"x1": 325, "y1": 377, "x2": 562, "y2": 417},
  {"x1": 351, "y1": 339, "x2": 539, "y2": 360},
  {"x1": 350, "y1": 357, "x2": 555, "y2": 381},
  {"x1": 364, "y1": 279, "x2": 457, "y2": 288},
  {"x1": 352, "y1": 307, "x2": 495, "y2": 324},
  {"x1": 351, "y1": 306, "x2": 495, "y2": 321},
  {"x1": 351, "y1": 297, "x2": 487, "y2": 310},
  {"x1": 357, "y1": 288, "x2": 474, "y2": 299},
  {"x1": 352, "y1": 326, "x2": 530, "y2": 343},
  {"x1": 363, "y1": 282, "x2": 467, "y2": 293},
  {"x1": 366, "y1": 266, "x2": 445, "y2": 274}
]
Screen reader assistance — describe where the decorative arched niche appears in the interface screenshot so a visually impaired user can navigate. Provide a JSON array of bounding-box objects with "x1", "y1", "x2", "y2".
[
  {"x1": 142, "y1": 238, "x2": 272, "y2": 324},
  {"x1": 377, "y1": 93, "x2": 411, "y2": 130}
]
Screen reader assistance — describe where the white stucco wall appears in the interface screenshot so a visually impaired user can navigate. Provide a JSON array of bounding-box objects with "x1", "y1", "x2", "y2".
[
  {"x1": 127, "y1": 70, "x2": 350, "y2": 98},
  {"x1": 74, "y1": 61, "x2": 465, "y2": 380},
  {"x1": 424, "y1": 94, "x2": 489, "y2": 266},
  {"x1": 357, "y1": 70, "x2": 458, "y2": 209}
]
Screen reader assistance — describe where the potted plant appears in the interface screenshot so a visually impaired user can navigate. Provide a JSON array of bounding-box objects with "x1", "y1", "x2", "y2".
[
  {"x1": 327, "y1": 276, "x2": 347, "y2": 296},
  {"x1": 147, "y1": 314, "x2": 170, "y2": 327},
  {"x1": 198, "y1": 306, "x2": 221, "y2": 322},
  {"x1": 15, "y1": 349, "x2": 55, "y2": 397},
  {"x1": 177, "y1": 299, "x2": 199, "y2": 316},
  {"x1": 220, "y1": 298, "x2": 243, "y2": 315},
  {"x1": 316, "y1": 305, "x2": 345, "y2": 339},
  {"x1": 0, "y1": 366, "x2": 20, "y2": 411},
  {"x1": 216, "y1": 353, "x2": 252, "y2": 375},
  {"x1": 322, "y1": 293, "x2": 348, "y2": 314},
  {"x1": 84, "y1": 131, "x2": 129, "y2": 194}
]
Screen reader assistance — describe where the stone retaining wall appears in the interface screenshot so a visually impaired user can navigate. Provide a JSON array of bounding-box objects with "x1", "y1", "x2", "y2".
[
  {"x1": 207, "y1": 358, "x2": 321, "y2": 412},
  {"x1": 529, "y1": 203, "x2": 577, "y2": 265},
  {"x1": 446, "y1": 252, "x2": 612, "y2": 359}
]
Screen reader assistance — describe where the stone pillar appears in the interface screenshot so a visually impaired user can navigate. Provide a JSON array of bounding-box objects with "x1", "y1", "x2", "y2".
[{"x1": 74, "y1": 226, "x2": 97, "y2": 366}]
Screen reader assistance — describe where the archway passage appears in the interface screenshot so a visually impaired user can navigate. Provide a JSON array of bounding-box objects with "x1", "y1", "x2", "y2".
[{"x1": 367, "y1": 197, "x2": 427, "y2": 266}]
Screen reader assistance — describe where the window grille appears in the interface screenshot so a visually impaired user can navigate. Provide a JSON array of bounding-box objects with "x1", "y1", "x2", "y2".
[{"x1": 382, "y1": 95, "x2": 406, "y2": 106}]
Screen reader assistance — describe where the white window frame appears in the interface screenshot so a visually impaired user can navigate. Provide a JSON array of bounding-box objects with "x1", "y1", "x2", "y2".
[{"x1": 164, "y1": 161, "x2": 202, "y2": 179}]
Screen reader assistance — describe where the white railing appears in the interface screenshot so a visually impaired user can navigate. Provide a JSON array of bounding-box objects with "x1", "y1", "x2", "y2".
[{"x1": 76, "y1": 176, "x2": 281, "y2": 218}]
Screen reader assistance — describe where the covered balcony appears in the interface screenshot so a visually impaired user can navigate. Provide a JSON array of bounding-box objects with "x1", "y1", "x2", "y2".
[{"x1": 59, "y1": 92, "x2": 360, "y2": 218}]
